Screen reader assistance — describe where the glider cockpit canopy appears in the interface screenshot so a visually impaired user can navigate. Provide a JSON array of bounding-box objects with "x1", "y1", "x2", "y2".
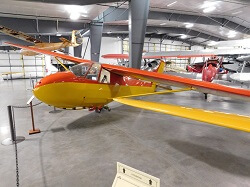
[{"x1": 70, "y1": 63, "x2": 101, "y2": 81}]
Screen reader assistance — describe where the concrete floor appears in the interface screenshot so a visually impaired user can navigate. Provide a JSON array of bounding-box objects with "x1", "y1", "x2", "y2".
[{"x1": 0, "y1": 79, "x2": 250, "y2": 187}]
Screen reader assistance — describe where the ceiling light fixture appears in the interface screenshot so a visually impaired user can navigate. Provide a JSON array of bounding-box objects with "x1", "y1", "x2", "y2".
[
  {"x1": 167, "y1": 1, "x2": 177, "y2": 7},
  {"x1": 201, "y1": 1, "x2": 220, "y2": 13},
  {"x1": 160, "y1": 23, "x2": 167, "y2": 26},
  {"x1": 227, "y1": 30, "x2": 237, "y2": 38},
  {"x1": 203, "y1": 6, "x2": 216, "y2": 13},
  {"x1": 207, "y1": 41, "x2": 219, "y2": 46},
  {"x1": 184, "y1": 23, "x2": 194, "y2": 28},
  {"x1": 70, "y1": 12, "x2": 80, "y2": 20},
  {"x1": 65, "y1": 5, "x2": 87, "y2": 20},
  {"x1": 180, "y1": 34, "x2": 187, "y2": 39}
]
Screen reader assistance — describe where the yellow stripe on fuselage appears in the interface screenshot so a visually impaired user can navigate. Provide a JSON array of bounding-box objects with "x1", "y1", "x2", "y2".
[{"x1": 33, "y1": 82, "x2": 155, "y2": 108}]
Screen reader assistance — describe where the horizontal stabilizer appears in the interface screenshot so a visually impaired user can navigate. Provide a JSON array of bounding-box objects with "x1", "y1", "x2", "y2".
[{"x1": 113, "y1": 98, "x2": 250, "y2": 133}]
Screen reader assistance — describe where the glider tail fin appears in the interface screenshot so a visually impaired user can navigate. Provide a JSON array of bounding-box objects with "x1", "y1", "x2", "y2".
[
  {"x1": 152, "y1": 60, "x2": 165, "y2": 90},
  {"x1": 156, "y1": 60, "x2": 165, "y2": 73},
  {"x1": 71, "y1": 30, "x2": 83, "y2": 46}
]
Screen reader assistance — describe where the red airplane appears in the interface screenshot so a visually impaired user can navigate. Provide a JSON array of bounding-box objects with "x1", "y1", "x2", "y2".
[
  {"x1": 5, "y1": 42, "x2": 250, "y2": 133},
  {"x1": 187, "y1": 57, "x2": 228, "y2": 82}
]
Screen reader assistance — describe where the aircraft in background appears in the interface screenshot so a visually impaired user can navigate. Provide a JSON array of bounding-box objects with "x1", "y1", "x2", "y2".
[
  {"x1": 0, "y1": 25, "x2": 83, "y2": 56},
  {"x1": 228, "y1": 55, "x2": 250, "y2": 85},
  {"x1": 102, "y1": 54, "x2": 187, "y2": 72},
  {"x1": 103, "y1": 53, "x2": 230, "y2": 83},
  {"x1": 186, "y1": 55, "x2": 250, "y2": 84},
  {"x1": 186, "y1": 57, "x2": 229, "y2": 82},
  {"x1": 145, "y1": 49, "x2": 250, "y2": 84},
  {"x1": 145, "y1": 48, "x2": 250, "y2": 58},
  {"x1": 6, "y1": 42, "x2": 250, "y2": 133}
]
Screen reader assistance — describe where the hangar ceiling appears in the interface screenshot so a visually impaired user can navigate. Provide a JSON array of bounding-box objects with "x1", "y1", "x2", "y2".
[{"x1": 0, "y1": 0, "x2": 250, "y2": 47}]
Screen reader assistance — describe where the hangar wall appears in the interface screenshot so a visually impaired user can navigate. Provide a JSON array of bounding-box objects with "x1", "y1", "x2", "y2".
[{"x1": 0, "y1": 51, "x2": 46, "y2": 80}]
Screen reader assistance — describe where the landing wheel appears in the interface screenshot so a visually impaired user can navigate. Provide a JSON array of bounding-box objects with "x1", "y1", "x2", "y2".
[
  {"x1": 95, "y1": 108, "x2": 102, "y2": 113},
  {"x1": 103, "y1": 105, "x2": 111, "y2": 112},
  {"x1": 204, "y1": 93, "x2": 208, "y2": 100}
]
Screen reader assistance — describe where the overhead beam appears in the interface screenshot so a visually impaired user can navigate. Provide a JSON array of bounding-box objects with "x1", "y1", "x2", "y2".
[
  {"x1": 147, "y1": 27, "x2": 223, "y2": 41},
  {"x1": 145, "y1": 34, "x2": 206, "y2": 47},
  {"x1": 103, "y1": 25, "x2": 224, "y2": 41},
  {"x1": 148, "y1": 11, "x2": 250, "y2": 35},
  {"x1": 102, "y1": 7, "x2": 250, "y2": 35},
  {"x1": 0, "y1": 17, "x2": 88, "y2": 34},
  {"x1": 101, "y1": 32, "x2": 206, "y2": 47},
  {"x1": 0, "y1": 16, "x2": 207, "y2": 48},
  {"x1": 101, "y1": 7, "x2": 129, "y2": 23},
  {"x1": 16, "y1": 0, "x2": 124, "y2": 5}
]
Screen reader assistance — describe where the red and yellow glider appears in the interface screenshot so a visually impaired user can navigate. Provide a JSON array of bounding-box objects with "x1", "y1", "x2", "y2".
[{"x1": 6, "y1": 42, "x2": 250, "y2": 133}]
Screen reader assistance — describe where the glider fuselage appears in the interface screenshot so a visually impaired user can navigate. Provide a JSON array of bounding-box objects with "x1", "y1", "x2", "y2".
[{"x1": 33, "y1": 70, "x2": 156, "y2": 109}]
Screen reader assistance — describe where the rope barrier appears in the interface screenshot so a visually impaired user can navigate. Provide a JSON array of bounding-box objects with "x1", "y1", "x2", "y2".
[
  {"x1": 12, "y1": 102, "x2": 42, "y2": 109},
  {"x1": 12, "y1": 107, "x2": 19, "y2": 187}
]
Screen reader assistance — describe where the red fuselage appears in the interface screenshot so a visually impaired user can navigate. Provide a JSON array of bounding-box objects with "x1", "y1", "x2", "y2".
[
  {"x1": 202, "y1": 63, "x2": 218, "y2": 82},
  {"x1": 187, "y1": 59, "x2": 227, "y2": 82}
]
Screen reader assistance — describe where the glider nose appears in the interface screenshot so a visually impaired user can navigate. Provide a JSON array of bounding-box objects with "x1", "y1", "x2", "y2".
[
  {"x1": 33, "y1": 72, "x2": 76, "y2": 106},
  {"x1": 202, "y1": 64, "x2": 217, "y2": 82},
  {"x1": 34, "y1": 71, "x2": 75, "y2": 88}
]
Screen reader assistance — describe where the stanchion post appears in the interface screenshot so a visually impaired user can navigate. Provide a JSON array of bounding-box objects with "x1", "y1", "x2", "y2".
[
  {"x1": 29, "y1": 74, "x2": 32, "y2": 87},
  {"x1": 2, "y1": 106, "x2": 25, "y2": 145},
  {"x1": 32, "y1": 80, "x2": 34, "y2": 89},
  {"x1": 7, "y1": 105, "x2": 15, "y2": 141},
  {"x1": 27, "y1": 96, "x2": 40, "y2": 135},
  {"x1": 30, "y1": 101, "x2": 35, "y2": 131}
]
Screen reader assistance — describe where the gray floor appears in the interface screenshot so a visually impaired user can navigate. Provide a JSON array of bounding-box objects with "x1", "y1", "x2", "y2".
[{"x1": 0, "y1": 79, "x2": 250, "y2": 187}]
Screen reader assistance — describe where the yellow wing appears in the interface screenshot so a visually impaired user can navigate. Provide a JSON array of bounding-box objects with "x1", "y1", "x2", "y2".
[{"x1": 113, "y1": 98, "x2": 250, "y2": 133}]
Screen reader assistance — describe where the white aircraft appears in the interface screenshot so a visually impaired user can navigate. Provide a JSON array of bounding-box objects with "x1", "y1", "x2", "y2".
[{"x1": 230, "y1": 55, "x2": 250, "y2": 84}]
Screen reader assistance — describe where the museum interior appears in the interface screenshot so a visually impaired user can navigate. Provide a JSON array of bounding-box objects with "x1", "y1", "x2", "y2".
[{"x1": 0, "y1": 0, "x2": 250, "y2": 186}]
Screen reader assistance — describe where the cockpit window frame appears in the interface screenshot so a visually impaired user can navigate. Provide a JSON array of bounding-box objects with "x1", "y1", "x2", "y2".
[
  {"x1": 70, "y1": 63, "x2": 92, "y2": 78},
  {"x1": 70, "y1": 62, "x2": 102, "y2": 82},
  {"x1": 85, "y1": 63, "x2": 102, "y2": 81}
]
